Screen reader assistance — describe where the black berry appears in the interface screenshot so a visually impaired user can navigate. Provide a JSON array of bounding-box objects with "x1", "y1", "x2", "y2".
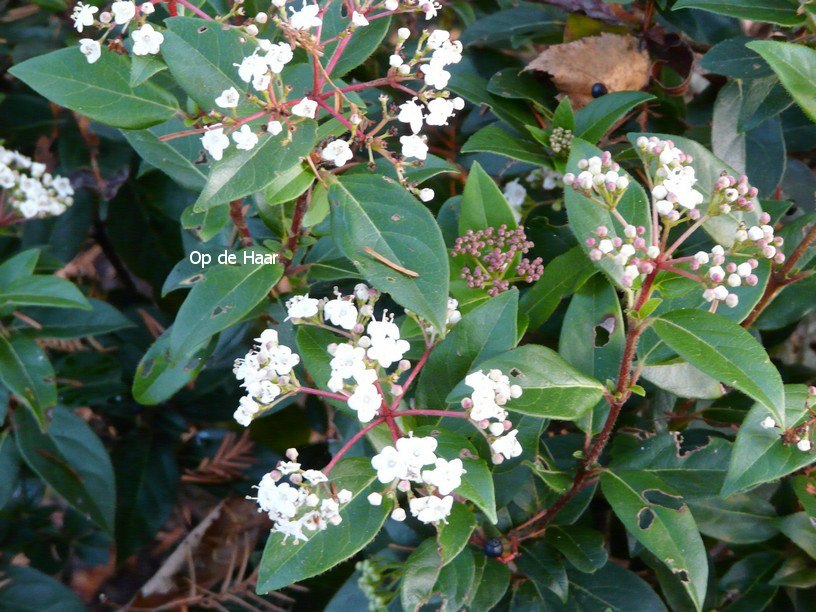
[
  {"x1": 484, "y1": 538, "x2": 503, "y2": 558},
  {"x1": 591, "y1": 83, "x2": 608, "y2": 98}
]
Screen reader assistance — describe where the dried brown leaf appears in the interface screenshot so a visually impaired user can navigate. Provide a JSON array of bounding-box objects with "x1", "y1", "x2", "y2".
[{"x1": 526, "y1": 33, "x2": 650, "y2": 108}]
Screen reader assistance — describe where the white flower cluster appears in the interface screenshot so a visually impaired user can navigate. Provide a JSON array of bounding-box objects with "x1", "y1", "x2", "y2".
[
  {"x1": 250, "y1": 448, "x2": 353, "y2": 544},
  {"x1": 526, "y1": 167, "x2": 563, "y2": 192},
  {"x1": 73, "y1": 1, "x2": 163, "y2": 64},
  {"x1": 635, "y1": 137, "x2": 706, "y2": 221},
  {"x1": 462, "y1": 370, "x2": 524, "y2": 463},
  {"x1": 563, "y1": 151, "x2": 630, "y2": 207},
  {"x1": 586, "y1": 224, "x2": 655, "y2": 288},
  {"x1": 232, "y1": 329, "x2": 300, "y2": 426},
  {"x1": 0, "y1": 146, "x2": 74, "y2": 220},
  {"x1": 733, "y1": 212, "x2": 785, "y2": 264},
  {"x1": 368, "y1": 433, "x2": 466, "y2": 524}
]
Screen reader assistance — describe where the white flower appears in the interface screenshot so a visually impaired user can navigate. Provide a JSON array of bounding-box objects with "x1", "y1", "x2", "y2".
[
  {"x1": 247, "y1": 379, "x2": 281, "y2": 404},
  {"x1": 419, "y1": 188, "x2": 434, "y2": 202},
  {"x1": 397, "y1": 27, "x2": 410, "y2": 40},
  {"x1": 425, "y1": 97, "x2": 456, "y2": 126},
  {"x1": 215, "y1": 87, "x2": 241, "y2": 109},
  {"x1": 131, "y1": 23, "x2": 164, "y2": 56},
  {"x1": 321, "y1": 140, "x2": 353, "y2": 167},
  {"x1": 389, "y1": 54, "x2": 403, "y2": 67},
  {"x1": 141, "y1": 2, "x2": 154, "y2": 14},
  {"x1": 337, "y1": 489, "x2": 353, "y2": 504},
  {"x1": 273, "y1": 0, "x2": 287, "y2": 6},
  {"x1": 347, "y1": 384, "x2": 382, "y2": 422},
  {"x1": 420, "y1": 1, "x2": 440, "y2": 20},
  {"x1": 367, "y1": 315, "x2": 400, "y2": 342},
  {"x1": 236, "y1": 53, "x2": 268, "y2": 83},
  {"x1": 367, "y1": 336, "x2": 410, "y2": 369},
  {"x1": 409, "y1": 495, "x2": 453, "y2": 524},
  {"x1": 274, "y1": 519, "x2": 308, "y2": 544},
  {"x1": 798, "y1": 439, "x2": 812, "y2": 452},
  {"x1": 292, "y1": 97, "x2": 318, "y2": 118},
  {"x1": 391, "y1": 507, "x2": 406, "y2": 521},
  {"x1": 268, "y1": 120, "x2": 283, "y2": 136},
  {"x1": 503, "y1": 178, "x2": 526, "y2": 218},
  {"x1": 324, "y1": 297, "x2": 358, "y2": 330},
  {"x1": 385, "y1": 0, "x2": 400, "y2": 9},
  {"x1": 201, "y1": 127, "x2": 230, "y2": 161},
  {"x1": 395, "y1": 435, "x2": 437, "y2": 469},
  {"x1": 71, "y1": 2, "x2": 98, "y2": 32},
  {"x1": 232, "y1": 125, "x2": 259, "y2": 151},
  {"x1": 256, "y1": 477, "x2": 300, "y2": 519},
  {"x1": 289, "y1": 0, "x2": 322, "y2": 30},
  {"x1": 491, "y1": 429, "x2": 522, "y2": 461},
  {"x1": 111, "y1": 0, "x2": 136, "y2": 24},
  {"x1": 263, "y1": 41, "x2": 294, "y2": 73},
  {"x1": 400, "y1": 134, "x2": 428, "y2": 160},
  {"x1": 447, "y1": 297, "x2": 461, "y2": 326},
  {"x1": 397, "y1": 98, "x2": 425, "y2": 134},
  {"x1": 421, "y1": 62, "x2": 451, "y2": 89},
  {"x1": 367, "y1": 492, "x2": 383, "y2": 505},
  {"x1": 760, "y1": 416, "x2": 776, "y2": 429},
  {"x1": 253, "y1": 73, "x2": 271, "y2": 92},
  {"x1": 421, "y1": 458, "x2": 465, "y2": 495},
  {"x1": 267, "y1": 344, "x2": 300, "y2": 375},
  {"x1": 371, "y1": 446, "x2": 407, "y2": 483},
  {"x1": 78, "y1": 39, "x2": 101, "y2": 64},
  {"x1": 285, "y1": 295, "x2": 319, "y2": 321},
  {"x1": 234, "y1": 395, "x2": 260, "y2": 426},
  {"x1": 302, "y1": 469, "x2": 328, "y2": 484},
  {"x1": 351, "y1": 11, "x2": 369, "y2": 26},
  {"x1": 431, "y1": 40, "x2": 463, "y2": 66},
  {"x1": 426, "y1": 29, "x2": 450, "y2": 50},
  {"x1": 329, "y1": 343, "x2": 366, "y2": 379},
  {"x1": 660, "y1": 166, "x2": 704, "y2": 210}
]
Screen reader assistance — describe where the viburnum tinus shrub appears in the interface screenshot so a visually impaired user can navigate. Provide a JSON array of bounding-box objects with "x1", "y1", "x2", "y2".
[{"x1": 2, "y1": 0, "x2": 816, "y2": 610}]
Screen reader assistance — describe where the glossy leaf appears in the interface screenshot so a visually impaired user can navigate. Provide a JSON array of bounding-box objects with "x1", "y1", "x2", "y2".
[
  {"x1": 462, "y1": 125, "x2": 551, "y2": 165},
  {"x1": 573, "y1": 92, "x2": 655, "y2": 144},
  {"x1": 8, "y1": 47, "x2": 178, "y2": 129},
  {"x1": 544, "y1": 526, "x2": 608, "y2": 573},
  {"x1": 0, "y1": 565, "x2": 85, "y2": 612},
  {"x1": 437, "y1": 502, "x2": 477, "y2": 566},
  {"x1": 330, "y1": 175, "x2": 450, "y2": 333},
  {"x1": 700, "y1": 37, "x2": 773, "y2": 79},
  {"x1": 747, "y1": 40, "x2": 816, "y2": 123},
  {"x1": 458, "y1": 161, "x2": 518, "y2": 234},
  {"x1": 0, "y1": 333, "x2": 56, "y2": 425},
  {"x1": 447, "y1": 344, "x2": 605, "y2": 420},
  {"x1": 516, "y1": 541, "x2": 568, "y2": 602},
  {"x1": 401, "y1": 538, "x2": 443, "y2": 611},
  {"x1": 652, "y1": 309, "x2": 785, "y2": 426},
  {"x1": 0, "y1": 275, "x2": 90, "y2": 310},
  {"x1": 688, "y1": 495, "x2": 778, "y2": 544},
  {"x1": 672, "y1": 0, "x2": 804, "y2": 26}
]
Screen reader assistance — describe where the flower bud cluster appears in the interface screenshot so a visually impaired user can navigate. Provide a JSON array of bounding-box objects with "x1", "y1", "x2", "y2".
[
  {"x1": 233, "y1": 328, "x2": 300, "y2": 426},
  {"x1": 710, "y1": 173, "x2": 758, "y2": 215},
  {"x1": 733, "y1": 212, "x2": 785, "y2": 264},
  {"x1": 0, "y1": 146, "x2": 74, "y2": 220},
  {"x1": 453, "y1": 225, "x2": 544, "y2": 297},
  {"x1": 690, "y1": 246, "x2": 757, "y2": 309},
  {"x1": 356, "y1": 560, "x2": 393, "y2": 611},
  {"x1": 563, "y1": 151, "x2": 630, "y2": 208},
  {"x1": 462, "y1": 370, "x2": 523, "y2": 464},
  {"x1": 586, "y1": 224, "x2": 654, "y2": 288},
  {"x1": 249, "y1": 448, "x2": 353, "y2": 544},
  {"x1": 549, "y1": 127, "x2": 573, "y2": 155},
  {"x1": 368, "y1": 433, "x2": 466, "y2": 525}
]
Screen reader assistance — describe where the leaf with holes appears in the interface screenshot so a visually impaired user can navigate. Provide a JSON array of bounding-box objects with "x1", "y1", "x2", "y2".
[
  {"x1": 447, "y1": 345, "x2": 605, "y2": 420},
  {"x1": 600, "y1": 469, "x2": 708, "y2": 611},
  {"x1": 330, "y1": 175, "x2": 449, "y2": 333}
]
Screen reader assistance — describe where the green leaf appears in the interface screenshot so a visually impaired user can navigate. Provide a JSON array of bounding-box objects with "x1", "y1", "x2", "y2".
[
  {"x1": 0, "y1": 275, "x2": 90, "y2": 310},
  {"x1": 194, "y1": 120, "x2": 317, "y2": 210},
  {"x1": 448, "y1": 70, "x2": 539, "y2": 133},
  {"x1": 458, "y1": 161, "x2": 518, "y2": 234},
  {"x1": 519, "y1": 246, "x2": 595, "y2": 329},
  {"x1": 747, "y1": 40, "x2": 816, "y2": 123},
  {"x1": 700, "y1": 37, "x2": 773, "y2": 79},
  {"x1": 181, "y1": 203, "x2": 230, "y2": 242},
  {"x1": 263, "y1": 162, "x2": 314, "y2": 206},
  {"x1": 516, "y1": 542, "x2": 568, "y2": 602},
  {"x1": 416, "y1": 290, "x2": 518, "y2": 412},
  {"x1": 8, "y1": 47, "x2": 178, "y2": 129},
  {"x1": 720, "y1": 552, "x2": 781, "y2": 612},
  {"x1": 627, "y1": 133, "x2": 762, "y2": 246},
  {"x1": 544, "y1": 526, "x2": 608, "y2": 573},
  {"x1": 436, "y1": 502, "x2": 477, "y2": 566},
  {"x1": 672, "y1": 0, "x2": 805, "y2": 26},
  {"x1": 792, "y1": 474, "x2": 816, "y2": 517},
  {"x1": 467, "y1": 556, "x2": 510, "y2": 610},
  {"x1": 434, "y1": 547, "x2": 476, "y2": 612},
  {"x1": 640, "y1": 361, "x2": 725, "y2": 400},
  {"x1": 132, "y1": 326, "x2": 214, "y2": 405},
  {"x1": 160, "y1": 17, "x2": 259, "y2": 115},
  {"x1": 559, "y1": 275, "x2": 624, "y2": 434},
  {"x1": 459, "y1": 7, "x2": 565, "y2": 46},
  {"x1": 610, "y1": 432, "x2": 731, "y2": 499},
  {"x1": 770, "y1": 555, "x2": 816, "y2": 588},
  {"x1": 169, "y1": 252, "x2": 282, "y2": 354},
  {"x1": 256, "y1": 457, "x2": 392, "y2": 593},
  {"x1": 319, "y1": 5, "x2": 391, "y2": 77},
  {"x1": 296, "y1": 326, "x2": 344, "y2": 407},
  {"x1": 0, "y1": 333, "x2": 56, "y2": 425},
  {"x1": 461, "y1": 125, "x2": 551, "y2": 165},
  {"x1": 573, "y1": 92, "x2": 655, "y2": 144},
  {"x1": 330, "y1": 175, "x2": 450, "y2": 333},
  {"x1": 123, "y1": 117, "x2": 209, "y2": 192},
  {"x1": 722, "y1": 385, "x2": 815, "y2": 496},
  {"x1": 14, "y1": 406, "x2": 115, "y2": 533},
  {"x1": 652, "y1": 309, "x2": 785, "y2": 426},
  {"x1": 0, "y1": 432, "x2": 20, "y2": 509},
  {"x1": 552, "y1": 96, "x2": 575, "y2": 132},
  {"x1": 601, "y1": 469, "x2": 708, "y2": 611},
  {"x1": 0, "y1": 249, "x2": 40, "y2": 285},
  {"x1": 447, "y1": 345, "x2": 605, "y2": 420},
  {"x1": 687, "y1": 495, "x2": 778, "y2": 544},
  {"x1": 401, "y1": 538, "x2": 443, "y2": 611},
  {"x1": 565, "y1": 139, "x2": 652, "y2": 287},
  {"x1": 14, "y1": 299, "x2": 133, "y2": 339},
  {"x1": 0, "y1": 565, "x2": 85, "y2": 612},
  {"x1": 129, "y1": 53, "x2": 166, "y2": 87},
  {"x1": 487, "y1": 68, "x2": 552, "y2": 105}
]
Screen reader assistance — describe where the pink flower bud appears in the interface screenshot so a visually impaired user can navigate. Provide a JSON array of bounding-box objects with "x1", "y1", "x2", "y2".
[
  {"x1": 748, "y1": 258, "x2": 759, "y2": 269},
  {"x1": 596, "y1": 225, "x2": 608, "y2": 238},
  {"x1": 774, "y1": 252, "x2": 785, "y2": 264},
  {"x1": 589, "y1": 249, "x2": 602, "y2": 261},
  {"x1": 478, "y1": 419, "x2": 490, "y2": 429},
  {"x1": 759, "y1": 212, "x2": 771, "y2": 224},
  {"x1": 725, "y1": 262, "x2": 736, "y2": 273},
  {"x1": 612, "y1": 237, "x2": 623, "y2": 248},
  {"x1": 748, "y1": 187, "x2": 758, "y2": 198},
  {"x1": 640, "y1": 262, "x2": 654, "y2": 274},
  {"x1": 585, "y1": 237, "x2": 596, "y2": 247},
  {"x1": 461, "y1": 397, "x2": 473, "y2": 410},
  {"x1": 690, "y1": 260, "x2": 700, "y2": 271},
  {"x1": 633, "y1": 237, "x2": 646, "y2": 249},
  {"x1": 746, "y1": 274, "x2": 758, "y2": 286},
  {"x1": 492, "y1": 453, "x2": 504, "y2": 464},
  {"x1": 689, "y1": 208, "x2": 701, "y2": 220},
  {"x1": 744, "y1": 201, "x2": 755, "y2": 212}
]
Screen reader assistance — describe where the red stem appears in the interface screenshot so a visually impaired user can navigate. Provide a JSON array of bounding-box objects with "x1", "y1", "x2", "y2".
[
  {"x1": 173, "y1": 0, "x2": 213, "y2": 20},
  {"x1": 323, "y1": 417, "x2": 386, "y2": 474},
  {"x1": 314, "y1": 97, "x2": 354, "y2": 130},
  {"x1": 299, "y1": 387, "x2": 348, "y2": 402},
  {"x1": 391, "y1": 410, "x2": 469, "y2": 418}
]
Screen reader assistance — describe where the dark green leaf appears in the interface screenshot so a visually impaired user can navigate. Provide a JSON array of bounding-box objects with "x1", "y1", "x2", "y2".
[
  {"x1": 460, "y1": 7, "x2": 565, "y2": 46},
  {"x1": 720, "y1": 552, "x2": 781, "y2": 612},
  {"x1": 672, "y1": 0, "x2": 804, "y2": 26},
  {"x1": 436, "y1": 502, "x2": 477, "y2": 566},
  {"x1": 0, "y1": 333, "x2": 56, "y2": 425},
  {"x1": 467, "y1": 557, "x2": 510, "y2": 610},
  {"x1": 573, "y1": 92, "x2": 655, "y2": 144},
  {"x1": 747, "y1": 40, "x2": 816, "y2": 122},
  {"x1": 401, "y1": 538, "x2": 443, "y2": 612},
  {"x1": 461, "y1": 126, "x2": 551, "y2": 166},
  {"x1": 0, "y1": 565, "x2": 85, "y2": 612},
  {"x1": 129, "y1": 53, "x2": 166, "y2": 87},
  {"x1": 544, "y1": 526, "x2": 608, "y2": 574},
  {"x1": 0, "y1": 276, "x2": 90, "y2": 310},
  {"x1": 458, "y1": 161, "x2": 518, "y2": 234},
  {"x1": 700, "y1": 37, "x2": 773, "y2": 79},
  {"x1": 516, "y1": 541, "x2": 568, "y2": 602},
  {"x1": 776, "y1": 512, "x2": 816, "y2": 560},
  {"x1": 688, "y1": 495, "x2": 778, "y2": 544}
]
